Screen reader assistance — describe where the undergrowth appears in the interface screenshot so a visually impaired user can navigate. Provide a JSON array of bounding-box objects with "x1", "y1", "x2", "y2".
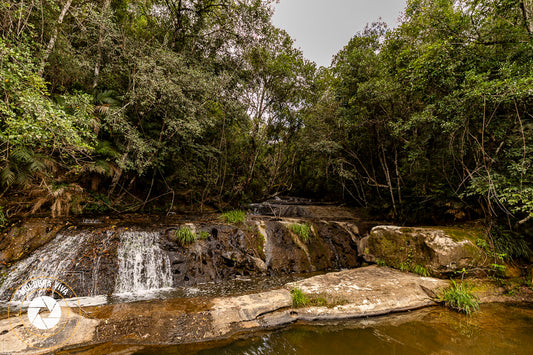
[
  {"x1": 291, "y1": 288, "x2": 347, "y2": 308},
  {"x1": 291, "y1": 288, "x2": 310, "y2": 307},
  {"x1": 173, "y1": 227, "x2": 197, "y2": 245},
  {"x1": 288, "y1": 223, "x2": 312, "y2": 243},
  {"x1": 439, "y1": 280, "x2": 479, "y2": 315},
  {"x1": 221, "y1": 210, "x2": 246, "y2": 224}
]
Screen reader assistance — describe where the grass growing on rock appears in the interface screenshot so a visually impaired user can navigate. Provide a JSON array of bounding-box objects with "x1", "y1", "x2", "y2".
[
  {"x1": 291, "y1": 288, "x2": 348, "y2": 308},
  {"x1": 439, "y1": 280, "x2": 479, "y2": 315},
  {"x1": 412, "y1": 264, "x2": 430, "y2": 277},
  {"x1": 221, "y1": 210, "x2": 246, "y2": 224},
  {"x1": 173, "y1": 227, "x2": 197, "y2": 246},
  {"x1": 198, "y1": 231, "x2": 210, "y2": 240},
  {"x1": 288, "y1": 223, "x2": 312, "y2": 243},
  {"x1": 291, "y1": 288, "x2": 311, "y2": 307}
]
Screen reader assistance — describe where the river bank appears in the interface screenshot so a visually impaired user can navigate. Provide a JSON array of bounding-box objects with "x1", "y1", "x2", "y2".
[
  {"x1": 0, "y1": 202, "x2": 531, "y2": 354},
  {"x1": 0, "y1": 265, "x2": 532, "y2": 354}
]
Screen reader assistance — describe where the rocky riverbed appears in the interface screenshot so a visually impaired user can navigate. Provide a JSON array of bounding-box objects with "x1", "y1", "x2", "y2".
[
  {"x1": 0, "y1": 200, "x2": 531, "y2": 353},
  {"x1": 0, "y1": 266, "x2": 449, "y2": 354}
]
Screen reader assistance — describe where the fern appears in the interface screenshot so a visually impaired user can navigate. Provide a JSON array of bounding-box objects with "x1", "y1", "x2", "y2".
[{"x1": 0, "y1": 167, "x2": 15, "y2": 187}]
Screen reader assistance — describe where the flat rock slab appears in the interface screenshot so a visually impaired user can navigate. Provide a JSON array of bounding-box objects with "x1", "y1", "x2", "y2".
[
  {"x1": 283, "y1": 266, "x2": 449, "y2": 320},
  {"x1": 210, "y1": 289, "x2": 292, "y2": 336},
  {"x1": 0, "y1": 308, "x2": 98, "y2": 354},
  {"x1": 208, "y1": 266, "x2": 449, "y2": 338},
  {"x1": 0, "y1": 267, "x2": 450, "y2": 352}
]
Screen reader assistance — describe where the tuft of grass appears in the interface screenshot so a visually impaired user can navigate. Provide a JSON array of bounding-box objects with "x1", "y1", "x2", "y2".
[
  {"x1": 412, "y1": 264, "x2": 430, "y2": 277},
  {"x1": 290, "y1": 288, "x2": 347, "y2": 308},
  {"x1": 398, "y1": 261, "x2": 410, "y2": 272},
  {"x1": 439, "y1": 280, "x2": 479, "y2": 315},
  {"x1": 288, "y1": 223, "x2": 312, "y2": 243},
  {"x1": 199, "y1": 231, "x2": 210, "y2": 240},
  {"x1": 376, "y1": 259, "x2": 387, "y2": 267},
  {"x1": 173, "y1": 227, "x2": 197, "y2": 246},
  {"x1": 291, "y1": 287, "x2": 311, "y2": 307},
  {"x1": 221, "y1": 210, "x2": 246, "y2": 224}
]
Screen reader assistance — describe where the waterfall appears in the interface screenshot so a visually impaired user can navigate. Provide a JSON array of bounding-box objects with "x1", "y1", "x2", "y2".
[
  {"x1": 0, "y1": 232, "x2": 90, "y2": 301},
  {"x1": 113, "y1": 231, "x2": 173, "y2": 294}
]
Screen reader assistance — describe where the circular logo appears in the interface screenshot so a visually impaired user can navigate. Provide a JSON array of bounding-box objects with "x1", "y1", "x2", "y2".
[
  {"x1": 7, "y1": 276, "x2": 81, "y2": 350},
  {"x1": 27, "y1": 296, "x2": 62, "y2": 330}
]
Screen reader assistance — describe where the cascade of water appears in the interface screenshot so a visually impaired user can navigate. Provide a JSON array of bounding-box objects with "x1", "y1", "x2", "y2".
[
  {"x1": 113, "y1": 231, "x2": 173, "y2": 294},
  {"x1": 90, "y1": 230, "x2": 113, "y2": 296},
  {"x1": 0, "y1": 231, "x2": 90, "y2": 301}
]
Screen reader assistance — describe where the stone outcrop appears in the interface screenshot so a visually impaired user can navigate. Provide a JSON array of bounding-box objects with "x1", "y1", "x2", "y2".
[
  {"x1": 0, "y1": 216, "x2": 363, "y2": 298},
  {"x1": 363, "y1": 226, "x2": 486, "y2": 277},
  {"x1": 0, "y1": 266, "x2": 448, "y2": 354}
]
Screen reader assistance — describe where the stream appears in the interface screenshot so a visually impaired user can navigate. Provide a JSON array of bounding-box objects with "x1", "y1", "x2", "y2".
[{"x1": 129, "y1": 303, "x2": 533, "y2": 355}]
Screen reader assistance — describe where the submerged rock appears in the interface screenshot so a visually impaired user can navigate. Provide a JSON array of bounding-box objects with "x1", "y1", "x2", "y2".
[{"x1": 364, "y1": 226, "x2": 486, "y2": 277}]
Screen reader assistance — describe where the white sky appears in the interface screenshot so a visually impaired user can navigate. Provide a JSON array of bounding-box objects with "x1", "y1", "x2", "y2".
[{"x1": 272, "y1": 0, "x2": 407, "y2": 67}]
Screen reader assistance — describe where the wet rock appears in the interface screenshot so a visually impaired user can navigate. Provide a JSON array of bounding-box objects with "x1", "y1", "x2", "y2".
[
  {"x1": 248, "y1": 198, "x2": 360, "y2": 220},
  {"x1": 0, "y1": 218, "x2": 66, "y2": 267},
  {"x1": 1, "y1": 216, "x2": 363, "y2": 298},
  {"x1": 365, "y1": 226, "x2": 486, "y2": 277}
]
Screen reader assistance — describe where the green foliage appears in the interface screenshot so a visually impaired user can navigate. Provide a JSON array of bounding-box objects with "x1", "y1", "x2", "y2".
[
  {"x1": 0, "y1": 206, "x2": 6, "y2": 229},
  {"x1": 199, "y1": 231, "x2": 210, "y2": 240},
  {"x1": 398, "y1": 262, "x2": 410, "y2": 272},
  {"x1": 376, "y1": 259, "x2": 387, "y2": 267},
  {"x1": 290, "y1": 288, "x2": 347, "y2": 308},
  {"x1": 439, "y1": 280, "x2": 480, "y2": 315},
  {"x1": 491, "y1": 227, "x2": 532, "y2": 261},
  {"x1": 173, "y1": 227, "x2": 197, "y2": 246},
  {"x1": 412, "y1": 264, "x2": 430, "y2": 277},
  {"x1": 1, "y1": 0, "x2": 532, "y2": 258},
  {"x1": 291, "y1": 288, "x2": 311, "y2": 308},
  {"x1": 490, "y1": 263, "x2": 507, "y2": 278},
  {"x1": 221, "y1": 210, "x2": 246, "y2": 224},
  {"x1": 288, "y1": 223, "x2": 312, "y2": 243}
]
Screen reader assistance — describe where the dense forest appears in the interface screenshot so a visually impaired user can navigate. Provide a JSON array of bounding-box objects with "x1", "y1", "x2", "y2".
[{"x1": 0, "y1": 1, "x2": 532, "y2": 241}]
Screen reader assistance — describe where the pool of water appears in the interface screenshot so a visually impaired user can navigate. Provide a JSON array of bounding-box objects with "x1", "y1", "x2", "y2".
[{"x1": 130, "y1": 303, "x2": 533, "y2": 355}]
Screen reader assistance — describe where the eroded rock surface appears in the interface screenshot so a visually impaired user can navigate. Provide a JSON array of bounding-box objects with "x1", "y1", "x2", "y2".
[
  {"x1": 364, "y1": 226, "x2": 486, "y2": 277},
  {"x1": 1, "y1": 216, "x2": 363, "y2": 298}
]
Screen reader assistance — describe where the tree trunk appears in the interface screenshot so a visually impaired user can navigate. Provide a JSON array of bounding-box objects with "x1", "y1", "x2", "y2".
[
  {"x1": 39, "y1": 0, "x2": 72, "y2": 75},
  {"x1": 522, "y1": 0, "x2": 533, "y2": 35},
  {"x1": 93, "y1": 0, "x2": 112, "y2": 89}
]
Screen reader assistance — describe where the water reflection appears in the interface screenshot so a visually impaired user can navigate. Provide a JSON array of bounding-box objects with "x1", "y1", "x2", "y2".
[{"x1": 134, "y1": 303, "x2": 533, "y2": 355}]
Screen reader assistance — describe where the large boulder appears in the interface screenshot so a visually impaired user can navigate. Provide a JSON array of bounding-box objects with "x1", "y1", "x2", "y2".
[{"x1": 364, "y1": 226, "x2": 486, "y2": 278}]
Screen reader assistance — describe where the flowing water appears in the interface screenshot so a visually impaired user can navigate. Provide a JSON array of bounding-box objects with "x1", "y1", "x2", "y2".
[
  {"x1": 0, "y1": 231, "x2": 90, "y2": 301},
  {"x1": 131, "y1": 303, "x2": 533, "y2": 355},
  {"x1": 114, "y1": 231, "x2": 173, "y2": 294}
]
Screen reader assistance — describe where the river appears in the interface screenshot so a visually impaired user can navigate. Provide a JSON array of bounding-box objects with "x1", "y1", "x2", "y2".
[{"x1": 65, "y1": 303, "x2": 532, "y2": 355}]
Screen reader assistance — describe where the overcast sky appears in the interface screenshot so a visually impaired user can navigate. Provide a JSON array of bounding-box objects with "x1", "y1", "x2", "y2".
[{"x1": 272, "y1": 0, "x2": 407, "y2": 67}]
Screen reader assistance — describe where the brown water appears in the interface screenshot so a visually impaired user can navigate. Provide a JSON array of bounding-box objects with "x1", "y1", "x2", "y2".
[{"x1": 130, "y1": 303, "x2": 533, "y2": 355}]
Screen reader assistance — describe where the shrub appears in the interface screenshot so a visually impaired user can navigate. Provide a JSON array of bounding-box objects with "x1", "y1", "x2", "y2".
[
  {"x1": 439, "y1": 280, "x2": 479, "y2": 315},
  {"x1": 291, "y1": 287, "x2": 310, "y2": 307},
  {"x1": 288, "y1": 223, "x2": 312, "y2": 243},
  {"x1": 221, "y1": 210, "x2": 246, "y2": 224},
  {"x1": 173, "y1": 227, "x2": 197, "y2": 245}
]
